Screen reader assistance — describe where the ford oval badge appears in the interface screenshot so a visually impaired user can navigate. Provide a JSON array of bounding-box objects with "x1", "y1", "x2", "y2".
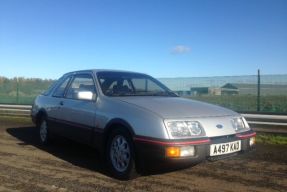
[{"x1": 216, "y1": 124, "x2": 223, "y2": 129}]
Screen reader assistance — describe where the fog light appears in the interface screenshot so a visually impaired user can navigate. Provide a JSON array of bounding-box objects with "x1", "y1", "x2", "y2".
[
  {"x1": 180, "y1": 146, "x2": 195, "y2": 157},
  {"x1": 166, "y1": 146, "x2": 195, "y2": 158},
  {"x1": 250, "y1": 137, "x2": 256, "y2": 146}
]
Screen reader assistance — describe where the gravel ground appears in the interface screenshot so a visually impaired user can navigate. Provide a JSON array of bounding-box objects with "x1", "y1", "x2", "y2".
[{"x1": 0, "y1": 119, "x2": 286, "y2": 192}]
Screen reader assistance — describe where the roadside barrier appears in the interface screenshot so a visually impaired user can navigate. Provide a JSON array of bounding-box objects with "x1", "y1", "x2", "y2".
[{"x1": 0, "y1": 104, "x2": 32, "y2": 117}]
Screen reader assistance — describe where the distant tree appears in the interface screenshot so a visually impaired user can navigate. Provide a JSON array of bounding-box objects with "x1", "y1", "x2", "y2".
[{"x1": 0, "y1": 76, "x2": 55, "y2": 96}]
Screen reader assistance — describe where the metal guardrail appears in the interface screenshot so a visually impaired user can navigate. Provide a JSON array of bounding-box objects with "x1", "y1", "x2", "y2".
[
  {"x1": 0, "y1": 104, "x2": 286, "y2": 133},
  {"x1": 242, "y1": 114, "x2": 287, "y2": 126},
  {"x1": 242, "y1": 114, "x2": 287, "y2": 134},
  {"x1": 0, "y1": 104, "x2": 32, "y2": 117}
]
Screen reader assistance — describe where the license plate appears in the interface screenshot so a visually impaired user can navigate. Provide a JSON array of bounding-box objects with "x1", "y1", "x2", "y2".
[{"x1": 210, "y1": 140, "x2": 241, "y2": 156}]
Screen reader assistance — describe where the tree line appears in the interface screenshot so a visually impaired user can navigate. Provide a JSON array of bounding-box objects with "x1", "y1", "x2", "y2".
[{"x1": 0, "y1": 76, "x2": 55, "y2": 97}]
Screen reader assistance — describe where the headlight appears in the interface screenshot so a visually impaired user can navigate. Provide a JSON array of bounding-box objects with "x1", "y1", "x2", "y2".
[
  {"x1": 231, "y1": 117, "x2": 249, "y2": 132},
  {"x1": 165, "y1": 120, "x2": 205, "y2": 138}
]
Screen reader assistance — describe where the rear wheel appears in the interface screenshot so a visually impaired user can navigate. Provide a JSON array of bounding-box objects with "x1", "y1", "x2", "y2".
[
  {"x1": 106, "y1": 128, "x2": 137, "y2": 180},
  {"x1": 38, "y1": 117, "x2": 50, "y2": 145}
]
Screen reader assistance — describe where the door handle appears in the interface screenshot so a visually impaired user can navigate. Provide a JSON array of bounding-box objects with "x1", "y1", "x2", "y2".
[{"x1": 59, "y1": 101, "x2": 64, "y2": 106}]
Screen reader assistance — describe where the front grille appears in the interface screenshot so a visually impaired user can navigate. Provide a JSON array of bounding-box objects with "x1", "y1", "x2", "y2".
[{"x1": 209, "y1": 134, "x2": 237, "y2": 144}]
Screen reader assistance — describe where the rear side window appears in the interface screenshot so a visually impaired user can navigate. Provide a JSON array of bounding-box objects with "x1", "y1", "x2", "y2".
[
  {"x1": 53, "y1": 77, "x2": 71, "y2": 97},
  {"x1": 66, "y1": 74, "x2": 96, "y2": 100}
]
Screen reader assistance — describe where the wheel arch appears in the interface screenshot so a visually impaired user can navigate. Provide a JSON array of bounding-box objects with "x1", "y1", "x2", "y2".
[
  {"x1": 104, "y1": 118, "x2": 135, "y2": 140},
  {"x1": 35, "y1": 109, "x2": 48, "y2": 127},
  {"x1": 103, "y1": 118, "x2": 136, "y2": 147}
]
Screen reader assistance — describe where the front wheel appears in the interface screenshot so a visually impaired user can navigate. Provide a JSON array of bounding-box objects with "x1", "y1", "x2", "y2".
[{"x1": 106, "y1": 129, "x2": 137, "y2": 180}]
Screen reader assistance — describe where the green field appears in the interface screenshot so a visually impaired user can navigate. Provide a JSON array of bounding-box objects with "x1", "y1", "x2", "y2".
[
  {"x1": 187, "y1": 95, "x2": 287, "y2": 113},
  {"x1": 0, "y1": 95, "x2": 36, "y2": 105}
]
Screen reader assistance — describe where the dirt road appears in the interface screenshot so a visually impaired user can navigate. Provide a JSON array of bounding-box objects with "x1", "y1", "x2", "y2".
[{"x1": 0, "y1": 119, "x2": 286, "y2": 192}]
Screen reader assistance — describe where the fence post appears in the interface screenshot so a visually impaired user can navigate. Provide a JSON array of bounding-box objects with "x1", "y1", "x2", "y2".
[
  {"x1": 257, "y1": 69, "x2": 260, "y2": 112},
  {"x1": 16, "y1": 77, "x2": 19, "y2": 104}
]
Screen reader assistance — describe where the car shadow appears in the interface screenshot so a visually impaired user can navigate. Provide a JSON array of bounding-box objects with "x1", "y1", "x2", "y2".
[
  {"x1": 6, "y1": 126, "x2": 110, "y2": 176},
  {"x1": 6, "y1": 126, "x2": 197, "y2": 178}
]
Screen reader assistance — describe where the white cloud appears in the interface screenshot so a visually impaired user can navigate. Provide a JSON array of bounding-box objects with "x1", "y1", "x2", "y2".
[{"x1": 171, "y1": 45, "x2": 191, "y2": 54}]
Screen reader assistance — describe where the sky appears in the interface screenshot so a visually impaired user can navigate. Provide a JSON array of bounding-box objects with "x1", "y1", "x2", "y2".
[{"x1": 0, "y1": 0, "x2": 286, "y2": 79}]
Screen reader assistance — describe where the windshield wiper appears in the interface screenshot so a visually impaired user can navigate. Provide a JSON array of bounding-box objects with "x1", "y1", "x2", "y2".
[
  {"x1": 107, "y1": 91, "x2": 178, "y2": 97},
  {"x1": 150, "y1": 91, "x2": 178, "y2": 97}
]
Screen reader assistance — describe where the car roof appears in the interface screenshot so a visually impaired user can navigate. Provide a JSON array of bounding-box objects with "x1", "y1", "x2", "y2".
[{"x1": 63, "y1": 69, "x2": 147, "y2": 76}]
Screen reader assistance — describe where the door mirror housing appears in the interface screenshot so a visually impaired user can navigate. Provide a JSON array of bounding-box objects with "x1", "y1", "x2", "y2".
[{"x1": 77, "y1": 91, "x2": 95, "y2": 101}]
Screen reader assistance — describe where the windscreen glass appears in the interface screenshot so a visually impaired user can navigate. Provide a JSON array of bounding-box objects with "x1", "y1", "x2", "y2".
[{"x1": 97, "y1": 72, "x2": 177, "y2": 97}]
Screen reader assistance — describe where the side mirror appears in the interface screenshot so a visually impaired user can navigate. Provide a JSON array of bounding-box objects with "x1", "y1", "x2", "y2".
[{"x1": 77, "y1": 91, "x2": 94, "y2": 101}]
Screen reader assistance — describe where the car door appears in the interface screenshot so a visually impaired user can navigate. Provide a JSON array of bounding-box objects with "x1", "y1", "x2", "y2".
[
  {"x1": 59, "y1": 73, "x2": 97, "y2": 144},
  {"x1": 48, "y1": 75, "x2": 73, "y2": 135}
]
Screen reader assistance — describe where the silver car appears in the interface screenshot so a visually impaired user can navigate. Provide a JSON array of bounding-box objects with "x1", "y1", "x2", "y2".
[{"x1": 31, "y1": 69, "x2": 256, "y2": 179}]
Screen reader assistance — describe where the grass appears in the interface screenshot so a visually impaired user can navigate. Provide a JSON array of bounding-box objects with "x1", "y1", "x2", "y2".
[{"x1": 256, "y1": 133, "x2": 287, "y2": 145}]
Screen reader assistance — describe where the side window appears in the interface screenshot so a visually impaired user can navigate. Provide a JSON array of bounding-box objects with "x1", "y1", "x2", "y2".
[
  {"x1": 53, "y1": 77, "x2": 71, "y2": 97},
  {"x1": 122, "y1": 79, "x2": 132, "y2": 89},
  {"x1": 66, "y1": 74, "x2": 96, "y2": 100}
]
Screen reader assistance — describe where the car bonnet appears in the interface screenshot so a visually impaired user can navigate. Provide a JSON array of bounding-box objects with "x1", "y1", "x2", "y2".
[{"x1": 115, "y1": 96, "x2": 237, "y2": 119}]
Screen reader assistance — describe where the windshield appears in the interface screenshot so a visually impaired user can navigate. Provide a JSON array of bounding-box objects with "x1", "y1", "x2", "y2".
[{"x1": 97, "y1": 71, "x2": 177, "y2": 97}]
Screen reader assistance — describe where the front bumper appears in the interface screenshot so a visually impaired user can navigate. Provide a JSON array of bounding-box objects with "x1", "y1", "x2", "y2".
[{"x1": 134, "y1": 130, "x2": 256, "y2": 168}]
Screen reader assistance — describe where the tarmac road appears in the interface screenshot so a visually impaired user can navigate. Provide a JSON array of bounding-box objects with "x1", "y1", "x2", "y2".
[{"x1": 0, "y1": 119, "x2": 286, "y2": 192}]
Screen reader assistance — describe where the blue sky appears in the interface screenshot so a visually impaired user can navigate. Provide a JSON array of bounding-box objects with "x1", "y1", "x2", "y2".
[{"x1": 0, "y1": 0, "x2": 286, "y2": 79}]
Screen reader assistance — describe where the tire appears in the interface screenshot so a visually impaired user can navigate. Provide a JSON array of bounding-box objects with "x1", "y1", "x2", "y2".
[
  {"x1": 106, "y1": 128, "x2": 138, "y2": 180},
  {"x1": 38, "y1": 116, "x2": 50, "y2": 145}
]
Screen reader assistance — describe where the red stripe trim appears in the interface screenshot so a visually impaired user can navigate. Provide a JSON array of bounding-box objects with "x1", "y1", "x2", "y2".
[
  {"x1": 134, "y1": 137, "x2": 210, "y2": 146},
  {"x1": 236, "y1": 132, "x2": 256, "y2": 139}
]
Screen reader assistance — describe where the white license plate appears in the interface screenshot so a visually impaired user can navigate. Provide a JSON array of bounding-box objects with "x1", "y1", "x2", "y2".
[{"x1": 210, "y1": 140, "x2": 241, "y2": 156}]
